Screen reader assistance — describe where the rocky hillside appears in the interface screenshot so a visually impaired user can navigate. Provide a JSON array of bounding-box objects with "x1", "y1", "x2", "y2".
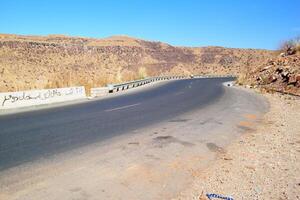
[
  {"x1": 0, "y1": 34, "x2": 275, "y2": 93},
  {"x1": 239, "y1": 38, "x2": 300, "y2": 96}
]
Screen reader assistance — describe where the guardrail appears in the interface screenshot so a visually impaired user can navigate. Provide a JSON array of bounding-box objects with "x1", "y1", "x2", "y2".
[
  {"x1": 90, "y1": 74, "x2": 235, "y2": 97},
  {"x1": 107, "y1": 76, "x2": 186, "y2": 93},
  {"x1": 194, "y1": 74, "x2": 236, "y2": 78},
  {"x1": 0, "y1": 74, "x2": 236, "y2": 109},
  {"x1": 91, "y1": 76, "x2": 186, "y2": 97}
]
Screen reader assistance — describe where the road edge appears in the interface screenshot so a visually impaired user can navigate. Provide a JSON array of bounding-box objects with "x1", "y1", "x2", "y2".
[{"x1": 175, "y1": 90, "x2": 300, "y2": 199}]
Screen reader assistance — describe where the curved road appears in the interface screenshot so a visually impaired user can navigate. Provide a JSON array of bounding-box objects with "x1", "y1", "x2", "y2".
[{"x1": 0, "y1": 78, "x2": 231, "y2": 171}]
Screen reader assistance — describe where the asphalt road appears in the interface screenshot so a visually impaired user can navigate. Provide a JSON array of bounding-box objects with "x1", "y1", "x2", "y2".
[{"x1": 0, "y1": 78, "x2": 233, "y2": 171}]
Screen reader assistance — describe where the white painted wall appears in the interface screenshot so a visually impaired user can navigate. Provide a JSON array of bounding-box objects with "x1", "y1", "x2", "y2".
[
  {"x1": 90, "y1": 87, "x2": 109, "y2": 97},
  {"x1": 0, "y1": 86, "x2": 86, "y2": 110}
]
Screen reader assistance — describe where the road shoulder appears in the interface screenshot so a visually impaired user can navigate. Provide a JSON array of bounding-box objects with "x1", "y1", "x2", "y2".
[{"x1": 176, "y1": 92, "x2": 300, "y2": 199}]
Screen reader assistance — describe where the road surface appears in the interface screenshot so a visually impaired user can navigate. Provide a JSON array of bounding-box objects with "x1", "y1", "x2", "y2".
[
  {"x1": 0, "y1": 78, "x2": 230, "y2": 170},
  {"x1": 0, "y1": 78, "x2": 268, "y2": 200}
]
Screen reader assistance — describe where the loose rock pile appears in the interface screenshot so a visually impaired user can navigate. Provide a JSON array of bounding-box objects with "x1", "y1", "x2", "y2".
[{"x1": 248, "y1": 51, "x2": 300, "y2": 95}]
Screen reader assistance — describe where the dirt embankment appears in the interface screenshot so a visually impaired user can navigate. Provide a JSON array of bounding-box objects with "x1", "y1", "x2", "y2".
[{"x1": 0, "y1": 34, "x2": 274, "y2": 93}]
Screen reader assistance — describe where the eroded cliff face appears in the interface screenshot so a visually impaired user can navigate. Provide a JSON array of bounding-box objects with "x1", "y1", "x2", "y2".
[{"x1": 0, "y1": 34, "x2": 275, "y2": 93}]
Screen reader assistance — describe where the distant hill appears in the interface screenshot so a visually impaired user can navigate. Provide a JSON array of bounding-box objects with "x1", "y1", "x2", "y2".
[{"x1": 0, "y1": 33, "x2": 275, "y2": 93}]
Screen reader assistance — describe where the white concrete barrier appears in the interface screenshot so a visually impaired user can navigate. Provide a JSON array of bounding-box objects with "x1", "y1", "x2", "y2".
[
  {"x1": 91, "y1": 87, "x2": 109, "y2": 98},
  {"x1": 0, "y1": 86, "x2": 86, "y2": 110}
]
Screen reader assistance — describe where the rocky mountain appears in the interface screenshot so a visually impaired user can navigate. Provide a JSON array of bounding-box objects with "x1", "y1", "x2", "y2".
[{"x1": 0, "y1": 33, "x2": 276, "y2": 93}]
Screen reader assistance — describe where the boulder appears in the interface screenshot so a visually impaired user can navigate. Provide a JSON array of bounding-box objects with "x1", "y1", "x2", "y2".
[
  {"x1": 267, "y1": 75, "x2": 278, "y2": 84},
  {"x1": 260, "y1": 65, "x2": 273, "y2": 72},
  {"x1": 296, "y1": 74, "x2": 300, "y2": 87},
  {"x1": 256, "y1": 76, "x2": 262, "y2": 81},
  {"x1": 288, "y1": 75, "x2": 297, "y2": 85},
  {"x1": 275, "y1": 67, "x2": 283, "y2": 74}
]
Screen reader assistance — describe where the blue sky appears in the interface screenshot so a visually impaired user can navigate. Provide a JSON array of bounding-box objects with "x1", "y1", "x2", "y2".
[{"x1": 1, "y1": 0, "x2": 299, "y2": 49}]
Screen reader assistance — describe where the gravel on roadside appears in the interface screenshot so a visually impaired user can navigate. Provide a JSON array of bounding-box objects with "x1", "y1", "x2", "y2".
[{"x1": 175, "y1": 92, "x2": 300, "y2": 200}]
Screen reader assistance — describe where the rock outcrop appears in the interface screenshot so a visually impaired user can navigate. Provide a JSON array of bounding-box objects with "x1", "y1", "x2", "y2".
[{"x1": 241, "y1": 49, "x2": 300, "y2": 95}]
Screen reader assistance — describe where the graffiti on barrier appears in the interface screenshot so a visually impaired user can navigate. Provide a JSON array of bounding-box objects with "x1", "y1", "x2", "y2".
[{"x1": 1, "y1": 87, "x2": 84, "y2": 107}]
